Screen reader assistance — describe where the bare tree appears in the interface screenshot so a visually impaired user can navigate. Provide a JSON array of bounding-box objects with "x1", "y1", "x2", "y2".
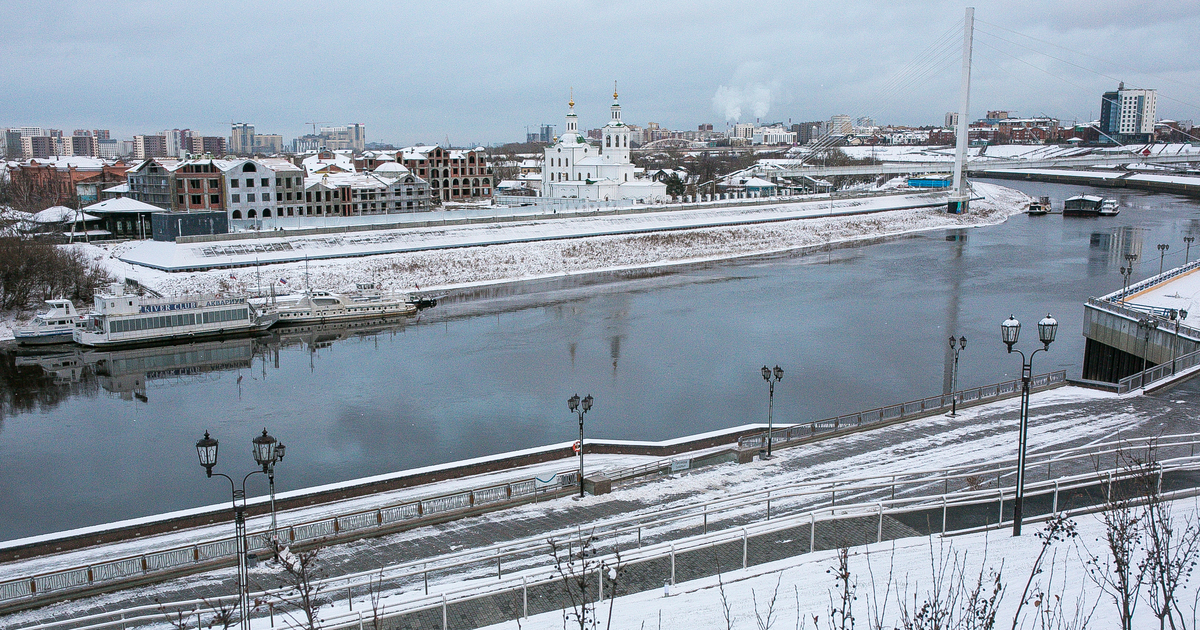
[
  {"x1": 1079, "y1": 450, "x2": 1150, "y2": 630},
  {"x1": 274, "y1": 546, "x2": 327, "y2": 630},
  {"x1": 548, "y1": 531, "x2": 600, "y2": 630},
  {"x1": 753, "y1": 573, "x2": 783, "y2": 630},
  {"x1": 1135, "y1": 450, "x2": 1200, "y2": 630},
  {"x1": 826, "y1": 548, "x2": 856, "y2": 630}
]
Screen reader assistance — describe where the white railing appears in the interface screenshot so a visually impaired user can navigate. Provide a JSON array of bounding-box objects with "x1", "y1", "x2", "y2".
[
  {"x1": 0, "y1": 470, "x2": 579, "y2": 605},
  {"x1": 738, "y1": 371, "x2": 1066, "y2": 450}
]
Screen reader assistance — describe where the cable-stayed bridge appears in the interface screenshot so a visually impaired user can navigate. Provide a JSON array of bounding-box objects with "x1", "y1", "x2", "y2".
[{"x1": 737, "y1": 151, "x2": 1200, "y2": 179}]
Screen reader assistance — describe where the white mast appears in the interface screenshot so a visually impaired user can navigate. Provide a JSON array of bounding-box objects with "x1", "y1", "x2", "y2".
[{"x1": 949, "y1": 6, "x2": 974, "y2": 213}]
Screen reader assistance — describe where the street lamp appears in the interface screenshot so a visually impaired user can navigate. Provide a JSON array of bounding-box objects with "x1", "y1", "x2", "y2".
[
  {"x1": 1169, "y1": 309, "x2": 1189, "y2": 374},
  {"x1": 761, "y1": 365, "x2": 784, "y2": 458},
  {"x1": 1000, "y1": 313, "x2": 1058, "y2": 536},
  {"x1": 196, "y1": 428, "x2": 284, "y2": 630},
  {"x1": 1138, "y1": 316, "x2": 1159, "y2": 375},
  {"x1": 567, "y1": 394, "x2": 593, "y2": 498},
  {"x1": 1120, "y1": 253, "x2": 1137, "y2": 302},
  {"x1": 947, "y1": 336, "x2": 967, "y2": 416},
  {"x1": 1185, "y1": 236, "x2": 1195, "y2": 264},
  {"x1": 1158, "y1": 243, "x2": 1170, "y2": 276},
  {"x1": 252, "y1": 429, "x2": 285, "y2": 550}
]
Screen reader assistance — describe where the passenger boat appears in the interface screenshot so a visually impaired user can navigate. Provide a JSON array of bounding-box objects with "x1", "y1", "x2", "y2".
[
  {"x1": 1026, "y1": 196, "x2": 1051, "y2": 216},
  {"x1": 257, "y1": 282, "x2": 417, "y2": 325},
  {"x1": 1060, "y1": 194, "x2": 1113, "y2": 216},
  {"x1": 14, "y1": 299, "x2": 86, "y2": 345},
  {"x1": 73, "y1": 284, "x2": 274, "y2": 348},
  {"x1": 1099, "y1": 199, "x2": 1120, "y2": 216}
]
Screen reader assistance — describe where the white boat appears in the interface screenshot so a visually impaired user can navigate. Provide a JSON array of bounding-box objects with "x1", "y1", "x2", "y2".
[
  {"x1": 1099, "y1": 199, "x2": 1120, "y2": 216},
  {"x1": 258, "y1": 283, "x2": 417, "y2": 325},
  {"x1": 73, "y1": 283, "x2": 273, "y2": 348},
  {"x1": 1026, "y1": 196, "x2": 1051, "y2": 215},
  {"x1": 14, "y1": 299, "x2": 86, "y2": 345}
]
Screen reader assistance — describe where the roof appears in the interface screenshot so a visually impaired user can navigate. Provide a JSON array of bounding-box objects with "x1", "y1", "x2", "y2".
[
  {"x1": 82, "y1": 197, "x2": 164, "y2": 214},
  {"x1": 23, "y1": 156, "x2": 110, "y2": 170},
  {"x1": 31, "y1": 206, "x2": 100, "y2": 223},
  {"x1": 372, "y1": 162, "x2": 410, "y2": 175},
  {"x1": 102, "y1": 183, "x2": 131, "y2": 193}
]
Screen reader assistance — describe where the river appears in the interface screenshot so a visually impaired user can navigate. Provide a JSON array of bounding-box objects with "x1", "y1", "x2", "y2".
[{"x1": 2, "y1": 180, "x2": 1198, "y2": 541}]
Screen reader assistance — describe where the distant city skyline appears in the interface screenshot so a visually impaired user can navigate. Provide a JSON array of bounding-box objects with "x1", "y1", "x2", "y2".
[{"x1": 4, "y1": 1, "x2": 1197, "y2": 146}]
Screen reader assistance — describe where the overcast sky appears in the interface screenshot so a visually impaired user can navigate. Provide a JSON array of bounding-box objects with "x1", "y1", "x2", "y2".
[{"x1": 4, "y1": 1, "x2": 1199, "y2": 147}]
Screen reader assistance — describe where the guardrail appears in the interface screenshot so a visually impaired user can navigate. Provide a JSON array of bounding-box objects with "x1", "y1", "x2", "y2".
[
  {"x1": 1118, "y1": 346, "x2": 1200, "y2": 393},
  {"x1": 0, "y1": 470, "x2": 579, "y2": 605},
  {"x1": 25, "y1": 432, "x2": 1200, "y2": 630},
  {"x1": 1101, "y1": 258, "x2": 1200, "y2": 305},
  {"x1": 738, "y1": 370, "x2": 1067, "y2": 450}
]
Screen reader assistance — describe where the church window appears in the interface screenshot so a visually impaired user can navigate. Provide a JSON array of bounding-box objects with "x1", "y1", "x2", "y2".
[
  {"x1": 565, "y1": 159, "x2": 569, "y2": 167},
  {"x1": 606, "y1": 136, "x2": 611, "y2": 147}
]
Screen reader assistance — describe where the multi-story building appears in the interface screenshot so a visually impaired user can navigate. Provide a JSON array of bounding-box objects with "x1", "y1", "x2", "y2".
[
  {"x1": 262, "y1": 158, "x2": 306, "y2": 217},
  {"x1": 222, "y1": 159, "x2": 277, "y2": 219},
  {"x1": 829, "y1": 115, "x2": 853, "y2": 135},
  {"x1": 752, "y1": 126, "x2": 796, "y2": 145},
  {"x1": 1100, "y1": 83, "x2": 1157, "y2": 143},
  {"x1": 134, "y1": 135, "x2": 168, "y2": 160},
  {"x1": 97, "y1": 138, "x2": 120, "y2": 159},
  {"x1": 254, "y1": 134, "x2": 284, "y2": 155},
  {"x1": 318, "y1": 124, "x2": 366, "y2": 151},
  {"x1": 126, "y1": 158, "x2": 180, "y2": 209},
  {"x1": 230, "y1": 123, "x2": 255, "y2": 155},
  {"x1": 791, "y1": 121, "x2": 826, "y2": 144},
  {"x1": 170, "y1": 159, "x2": 225, "y2": 213},
  {"x1": 189, "y1": 136, "x2": 227, "y2": 156},
  {"x1": 20, "y1": 136, "x2": 55, "y2": 159},
  {"x1": 300, "y1": 169, "x2": 430, "y2": 217},
  {"x1": 8, "y1": 157, "x2": 129, "y2": 209},
  {"x1": 731, "y1": 123, "x2": 755, "y2": 139},
  {"x1": 398, "y1": 145, "x2": 492, "y2": 202}
]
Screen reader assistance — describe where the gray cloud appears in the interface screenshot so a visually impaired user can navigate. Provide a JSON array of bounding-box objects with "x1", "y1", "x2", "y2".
[{"x1": 3, "y1": 0, "x2": 1198, "y2": 145}]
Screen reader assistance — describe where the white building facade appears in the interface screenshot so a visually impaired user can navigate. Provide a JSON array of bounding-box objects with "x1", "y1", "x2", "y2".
[{"x1": 541, "y1": 89, "x2": 666, "y2": 202}]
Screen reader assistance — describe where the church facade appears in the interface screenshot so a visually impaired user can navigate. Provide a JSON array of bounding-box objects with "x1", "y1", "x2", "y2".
[{"x1": 541, "y1": 89, "x2": 667, "y2": 202}]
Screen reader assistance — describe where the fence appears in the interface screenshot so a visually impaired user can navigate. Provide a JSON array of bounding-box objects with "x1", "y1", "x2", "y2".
[
  {"x1": 738, "y1": 370, "x2": 1067, "y2": 450},
  {"x1": 1118, "y1": 345, "x2": 1200, "y2": 393},
  {"x1": 28, "y1": 432, "x2": 1200, "y2": 630},
  {"x1": 0, "y1": 470, "x2": 579, "y2": 605}
]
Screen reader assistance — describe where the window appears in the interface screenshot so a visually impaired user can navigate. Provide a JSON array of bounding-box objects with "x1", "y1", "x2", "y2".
[
  {"x1": 190, "y1": 194, "x2": 201, "y2": 205},
  {"x1": 286, "y1": 192, "x2": 293, "y2": 201},
  {"x1": 210, "y1": 194, "x2": 219, "y2": 204},
  {"x1": 189, "y1": 179, "x2": 200, "y2": 190},
  {"x1": 247, "y1": 209, "x2": 256, "y2": 218},
  {"x1": 285, "y1": 177, "x2": 292, "y2": 188},
  {"x1": 261, "y1": 178, "x2": 269, "y2": 187},
  {"x1": 246, "y1": 178, "x2": 255, "y2": 187},
  {"x1": 247, "y1": 194, "x2": 255, "y2": 202},
  {"x1": 232, "y1": 194, "x2": 240, "y2": 203},
  {"x1": 209, "y1": 179, "x2": 219, "y2": 189},
  {"x1": 178, "y1": 195, "x2": 184, "y2": 205},
  {"x1": 230, "y1": 179, "x2": 239, "y2": 188},
  {"x1": 262, "y1": 192, "x2": 271, "y2": 201}
]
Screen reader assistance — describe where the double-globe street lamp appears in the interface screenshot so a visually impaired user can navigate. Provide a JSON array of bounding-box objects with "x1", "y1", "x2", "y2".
[
  {"x1": 1000, "y1": 313, "x2": 1058, "y2": 537},
  {"x1": 568, "y1": 394, "x2": 593, "y2": 499},
  {"x1": 947, "y1": 336, "x2": 967, "y2": 417},
  {"x1": 195, "y1": 428, "x2": 285, "y2": 630},
  {"x1": 1159, "y1": 243, "x2": 1171, "y2": 276},
  {"x1": 761, "y1": 365, "x2": 784, "y2": 458}
]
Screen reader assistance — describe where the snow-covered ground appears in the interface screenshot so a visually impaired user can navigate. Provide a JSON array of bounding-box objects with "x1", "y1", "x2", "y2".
[{"x1": 479, "y1": 497, "x2": 1200, "y2": 630}]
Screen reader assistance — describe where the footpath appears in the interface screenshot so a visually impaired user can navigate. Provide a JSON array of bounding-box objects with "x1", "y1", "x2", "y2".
[{"x1": 4, "y1": 380, "x2": 1200, "y2": 628}]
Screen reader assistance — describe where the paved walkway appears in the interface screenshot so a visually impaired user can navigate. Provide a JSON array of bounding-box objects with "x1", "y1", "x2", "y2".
[{"x1": 5, "y1": 382, "x2": 1200, "y2": 628}]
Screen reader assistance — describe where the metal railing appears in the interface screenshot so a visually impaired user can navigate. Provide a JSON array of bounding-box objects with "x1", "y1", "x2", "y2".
[
  {"x1": 1101, "y1": 258, "x2": 1200, "y2": 306},
  {"x1": 23, "y1": 432, "x2": 1200, "y2": 630},
  {"x1": 1118, "y1": 345, "x2": 1200, "y2": 393},
  {"x1": 0, "y1": 470, "x2": 579, "y2": 605},
  {"x1": 738, "y1": 371, "x2": 1067, "y2": 450}
]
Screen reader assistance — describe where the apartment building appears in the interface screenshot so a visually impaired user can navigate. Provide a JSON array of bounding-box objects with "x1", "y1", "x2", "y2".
[{"x1": 397, "y1": 145, "x2": 492, "y2": 202}]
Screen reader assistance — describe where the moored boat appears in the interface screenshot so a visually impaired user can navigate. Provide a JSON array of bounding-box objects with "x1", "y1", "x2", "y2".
[
  {"x1": 1026, "y1": 196, "x2": 1051, "y2": 215},
  {"x1": 14, "y1": 299, "x2": 86, "y2": 345},
  {"x1": 1063, "y1": 195, "x2": 1106, "y2": 217},
  {"x1": 1099, "y1": 198, "x2": 1120, "y2": 216},
  {"x1": 73, "y1": 284, "x2": 271, "y2": 348},
  {"x1": 257, "y1": 282, "x2": 417, "y2": 325}
]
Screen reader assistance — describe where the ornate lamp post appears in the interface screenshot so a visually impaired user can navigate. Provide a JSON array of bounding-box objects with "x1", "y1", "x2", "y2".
[
  {"x1": 1185, "y1": 236, "x2": 1195, "y2": 264},
  {"x1": 1001, "y1": 313, "x2": 1058, "y2": 536},
  {"x1": 252, "y1": 429, "x2": 285, "y2": 550},
  {"x1": 1138, "y1": 316, "x2": 1159, "y2": 376},
  {"x1": 568, "y1": 394, "x2": 593, "y2": 498},
  {"x1": 1120, "y1": 253, "x2": 1137, "y2": 302},
  {"x1": 1158, "y1": 243, "x2": 1170, "y2": 276},
  {"x1": 761, "y1": 365, "x2": 784, "y2": 458},
  {"x1": 196, "y1": 428, "x2": 283, "y2": 630},
  {"x1": 1170, "y1": 309, "x2": 1189, "y2": 374},
  {"x1": 948, "y1": 336, "x2": 967, "y2": 416}
]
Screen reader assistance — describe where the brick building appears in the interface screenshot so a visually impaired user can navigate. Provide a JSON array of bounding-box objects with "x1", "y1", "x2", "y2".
[{"x1": 397, "y1": 145, "x2": 492, "y2": 202}]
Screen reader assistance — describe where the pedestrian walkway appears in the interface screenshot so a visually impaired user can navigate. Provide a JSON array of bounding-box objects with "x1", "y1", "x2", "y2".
[{"x1": 4, "y1": 383, "x2": 1198, "y2": 628}]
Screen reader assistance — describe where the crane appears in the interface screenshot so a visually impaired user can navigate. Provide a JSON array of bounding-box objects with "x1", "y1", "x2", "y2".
[{"x1": 305, "y1": 121, "x2": 332, "y2": 135}]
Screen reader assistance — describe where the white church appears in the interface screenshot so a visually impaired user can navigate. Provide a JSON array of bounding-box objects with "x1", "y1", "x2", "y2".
[{"x1": 541, "y1": 87, "x2": 667, "y2": 202}]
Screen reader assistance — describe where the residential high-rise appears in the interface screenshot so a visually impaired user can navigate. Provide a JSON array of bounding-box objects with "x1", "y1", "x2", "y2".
[
  {"x1": 1099, "y1": 82, "x2": 1157, "y2": 143},
  {"x1": 317, "y1": 124, "x2": 366, "y2": 152},
  {"x1": 829, "y1": 115, "x2": 853, "y2": 135},
  {"x1": 230, "y1": 123, "x2": 255, "y2": 155},
  {"x1": 134, "y1": 135, "x2": 168, "y2": 160}
]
